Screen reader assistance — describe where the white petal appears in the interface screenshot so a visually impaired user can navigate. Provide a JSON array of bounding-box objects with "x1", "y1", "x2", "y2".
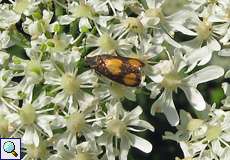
[
  {"x1": 183, "y1": 65, "x2": 224, "y2": 87},
  {"x1": 111, "y1": 0, "x2": 124, "y2": 11},
  {"x1": 182, "y1": 37, "x2": 202, "y2": 50},
  {"x1": 179, "y1": 142, "x2": 191, "y2": 157},
  {"x1": 106, "y1": 135, "x2": 115, "y2": 160},
  {"x1": 43, "y1": 10, "x2": 53, "y2": 24},
  {"x1": 33, "y1": 128, "x2": 40, "y2": 147},
  {"x1": 185, "y1": 46, "x2": 212, "y2": 67},
  {"x1": 220, "y1": 148, "x2": 230, "y2": 160},
  {"x1": 77, "y1": 90, "x2": 96, "y2": 111},
  {"x1": 22, "y1": 126, "x2": 39, "y2": 146},
  {"x1": 225, "y1": 70, "x2": 230, "y2": 78},
  {"x1": 79, "y1": 17, "x2": 92, "y2": 32},
  {"x1": 44, "y1": 71, "x2": 61, "y2": 85},
  {"x1": 32, "y1": 92, "x2": 52, "y2": 109},
  {"x1": 222, "y1": 82, "x2": 230, "y2": 96},
  {"x1": 22, "y1": 127, "x2": 33, "y2": 144},
  {"x1": 212, "y1": 140, "x2": 224, "y2": 157},
  {"x1": 78, "y1": 70, "x2": 97, "y2": 87},
  {"x1": 129, "y1": 133, "x2": 152, "y2": 153},
  {"x1": 146, "y1": 82, "x2": 161, "y2": 99},
  {"x1": 207, "y1": 37, "x2": 221, "y2": 51},
  {"x1": 120, "y1": 136, "x2": 129, "y2": 160},
  {"x1": 172, "y1": 24, "x2": 197, "y2": 36},
  {"x1": 148, "y1": 74, "x2": 164, "y2": 83},
  {"x1": 151, "y1": 90, "x2": 179, "y2": 126},
  {"x1": 123, "y1": 106, "x2": 143, "y2": 123},
  {"x1": 37, "y1": 115, "x2": 55, "y2": 137},
  {"x1": 5, "y1": 113, "x2": 20, "y2": 124},
  {"x1": 58, "y1": 15, "x2": 76, "y2": 25},
  {"x1": 163, "y1": 33, "x2": 182, "y2": 48},
  {"x1": 219, "y1": 48, "x2": 230, "y2": 57},
  {"x1": 128, "y1": 120, "x2": 155, "y2": 132},
  {"x1": 146, "y1": 0, "x2": 156, "y2": 8},
  {"x1": 52, "y1": 91, "x2": 68, "y2": 107},
  {"x1": 180, "y1": 86, "x2": 206, "y2": 111},
  {"x1": 221, "y1": 133, "x2": 230, "y2": 142},
  {"x1": 0, "y1": 51, "x2": 9, "y2": 65}
]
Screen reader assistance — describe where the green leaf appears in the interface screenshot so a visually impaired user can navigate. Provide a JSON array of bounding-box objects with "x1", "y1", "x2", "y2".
[
  {"x1": 211, "y1": 87, "x2": 225, "y2": 106},
  {"x1": 6, "y1": 45, "x2": 27, "y2": 59},
  {"x1": 9, "y1": 28, "x2": 30, "y2": 48}
]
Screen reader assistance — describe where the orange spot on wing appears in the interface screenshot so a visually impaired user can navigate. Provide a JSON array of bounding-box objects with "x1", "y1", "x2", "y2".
[
  {"x1": 123, "y1": 73, "x2": 138, "y2": 86},
  {"x1": 128, "y1": 59, "x2": 143, "y2": 68},
  {"x1": 105, "y1": 58, "x2": 122, "y2": 75}
]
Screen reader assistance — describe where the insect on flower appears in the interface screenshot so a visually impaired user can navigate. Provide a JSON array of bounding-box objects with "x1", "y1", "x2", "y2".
[{"x1": 85, "y1": 55, "x2": 144, "y2": 87}]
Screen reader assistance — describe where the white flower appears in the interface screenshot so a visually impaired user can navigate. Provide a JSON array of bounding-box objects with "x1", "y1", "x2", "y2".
[
  {"x1": 0, "y1": 31, "x2": 11, "y2": 50},
  {"x1": 86, "y1": 30, "x2": 132, "y2": 57},
  {"x1": 147, "y1": 51, "x2": 224, "y2": 126},
  {"x1": 55, "y1": 100, "x2": 103, "y2": 148},
  {"x1": 13, "y1": 0, "x2": 41, "y2": 16},
  {"x1": 111, "y1": 15, "x2": 145, "y2": 40},
  {"x1": 221, "y1": 82, "x2": 230, "y2": 108},
  {"x1": 58, "y1": 1, "x2": 96, "y2": 32},
  {"x1": 176, "y1": 13, "x2": 221, "y2": 51},
  {"x1": 5, "y1": 92, "x2": 56, "y2": 147},
  {"x1": 48, "y1": 141, "x2": 102, "y2": 160},
  {"x1": 22, "y1": 10, "x2": 53, "y2": 39},
  {"x1": 0, "y1": 69, "x2": 19, "y2": 100},
  {"x1": 0, "y1": 104, "x2": 16, "y2": 137},
  {"x1": 9, "y1": 48, "x2": 50, "y2": 99},
  {"x1": 97, "y1": 101, "x2": 154, "y2": 160},
  {"x1": 164, "y1": 108, "x2": 230, "y2": 160},
  {"x1": 22, "y1": 140, "x2": 49, "y2": 160},
  {"x1": 44, "y1": 52, "x2": 98, "y2": 110},
  {"x1": 0, "y1": 51, "x2": 9, "y2": 66},
  {"x1": 140, "y1": 0, "x2": 189, "y2": 30},
  {"x1": 0, "y1": 5, "x2": 20, "y2": 29},
  {"x1": 88, "y1": 0, "x2": 125, "y2": 15},
  {"x1": 46, "y1": 33, "x2": 74, "y2": 53},
  {"x1": 218, "y1": 48, "x2": 230, "y2": 57}
]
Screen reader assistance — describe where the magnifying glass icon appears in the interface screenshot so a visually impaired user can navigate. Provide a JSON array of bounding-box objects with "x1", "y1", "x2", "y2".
[{"x1": 3, "y1": 141, "x2": 18, "y2": 157}]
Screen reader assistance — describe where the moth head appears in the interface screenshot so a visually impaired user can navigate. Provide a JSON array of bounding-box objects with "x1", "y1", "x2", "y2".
[{"x1": 85, "y1": 56, "x2": 98, "y2": 68}]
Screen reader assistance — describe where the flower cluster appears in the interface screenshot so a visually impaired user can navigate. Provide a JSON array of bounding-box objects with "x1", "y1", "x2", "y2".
[{"x1": 0, "y1": 0, "x2": 229, "y2": 159}]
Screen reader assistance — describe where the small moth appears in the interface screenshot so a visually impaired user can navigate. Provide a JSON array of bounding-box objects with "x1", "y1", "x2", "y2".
[{"x1": 85, "y1": 55, "x2": 144, "y2": 87}]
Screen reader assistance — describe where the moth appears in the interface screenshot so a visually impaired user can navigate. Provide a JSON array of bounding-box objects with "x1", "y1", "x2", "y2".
[{"x1": 85, "y1": 55, "x2": 144, "y2": 87}]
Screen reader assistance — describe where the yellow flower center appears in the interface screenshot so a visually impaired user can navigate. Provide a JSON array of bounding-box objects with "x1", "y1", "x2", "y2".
[
  {"x1": 187, "y1": 119, "x2": 204, "y2": 131},
  {"x1": 196, "y1": 21, "x2": 212, "y2": 40},
  {"x1": 107, "y1": 119, "x2": 127, "y2": 138},
  {"x1": 161, "y1": 72, "x2": 182, "y2": 91},
  {"x1": 25, "y1": 142, "x2": 47, "y2": 159},
  {"x1": 72, "y1": 4, "x2": 95, "y2": 18},
  {"x1": 67, "y1": 112, "x2": 86, "y2": 134},
  {"x1": 48, "y1": 36, "x2": 68, "y2": 52},
  {"x1": 98, "y1": 34, "x2": 118, "y2": 52},
  {"x1": 75, "y1": 152, "x2": 92, "y2": 160},
  {"x1": 14, "y1": 0, "x2": 29, "y2": 13},
  {"x1": 145, "y1": 8, "x2": 164, "y2": 20},
  {"x1": 61, "y1": 73, "x2": 80, "y2": 95},
  {"x1": 25, "y1": 61, "x2": 43, "y2": 81},
  {"x1": 123, "y1": 17, "x2": 144, "y2": 33},
  {"x1": 225, "y1": 8, "x2": 230, "y2": 19},
  {"x1": 0, "y1": 114, "x2": 9, "y2": 136},
  {"x1": 19, "y1": 104, "x2": 37, "y2": 125},
  {"x1": 207, "y1": 0, "x2": 218, "y2": 4},
  {"x1": 110, "y1": 83, "x2": 125, "y2": 99},
  {"x1": 206, "y1": 125, "x2": 222, "y2": 141}
]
